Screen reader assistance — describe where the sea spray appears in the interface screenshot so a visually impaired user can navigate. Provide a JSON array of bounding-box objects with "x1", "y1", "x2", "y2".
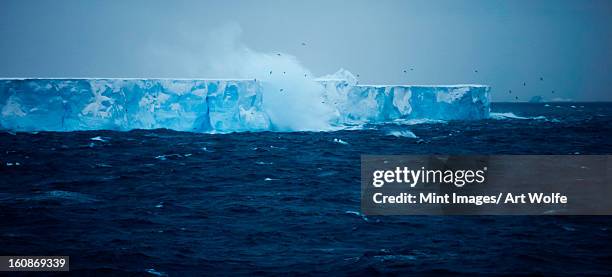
[{"x1": 203, "y1": 23, "x2": 337, "y2": 131}]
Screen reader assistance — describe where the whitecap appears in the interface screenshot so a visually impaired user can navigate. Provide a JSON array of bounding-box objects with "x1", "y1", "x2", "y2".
[
  {"x1": 33, "y1": 190, "x2": 98, "y2": 203},
  {"x1": 374, "y1": 255, "x2": 418, "y2": 262},
  {"x1": 155, "y1": 154, "x2": 183, "y2": 160},
  {"x1": 269, "y1": 145, "x2": 287, "y2": 150},
  {"x1": 391, "y1": 118, "x2": 447, "y2": 125},
  {"x1": 490, "y1": 112, "x2": 548, "y2": 121},
  {"x1": 145, "y1": 268, "x2": 167, "y2": 276},
  {"x1": 562, "y1": 225, "x2": 576, "y2": 232},
  {"x1": 345, "y1": 210, "x2": 369, "y2": 222},
  {"x1": 90, "y1": 136, "x2": 108, "y2": 142},
  {"x1": 333, "y1": 138, "x2": 349, "y2": 145},
  {"x1": 332, "y1": 122, "x2": 369, "y2": 131},
  {"x1": 489, "y1": 112, "x2": 529, "y2": 120},
  {"x1": 386, "y1": 130, "x2": 418, "y2": 138},
  {"x1": 317, "y1": 171, "x2": 337, "y2": 177}
]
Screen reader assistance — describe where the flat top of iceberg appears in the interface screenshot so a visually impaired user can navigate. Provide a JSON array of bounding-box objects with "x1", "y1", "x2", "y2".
[
  {"x1": 315, "y1": 80, "x2": 489, "y2": 88},
  {"x1": 0, "y1": 77, "x2": 489, "y2": 88},
  {"x1": 0, "y1": 77, "x2": 257, "y2": 81},
  {"x1": 356, "y1": 84, "x2": 489, "y2": 88}
]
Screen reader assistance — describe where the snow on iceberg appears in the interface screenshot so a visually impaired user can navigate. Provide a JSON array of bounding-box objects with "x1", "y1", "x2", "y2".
[{"x1": 0, "y1": 77, "x2": 490, "y2": 132}]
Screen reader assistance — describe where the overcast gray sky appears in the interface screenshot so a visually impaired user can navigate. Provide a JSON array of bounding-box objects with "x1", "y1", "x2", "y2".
[{"x1": 0, "y1": 0, "x2": 610, "y2": 101}]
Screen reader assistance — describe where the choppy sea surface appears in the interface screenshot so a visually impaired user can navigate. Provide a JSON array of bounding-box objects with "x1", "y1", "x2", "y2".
[{"x1": 1, "y1": 102, "x2": 612, "y2": 276}]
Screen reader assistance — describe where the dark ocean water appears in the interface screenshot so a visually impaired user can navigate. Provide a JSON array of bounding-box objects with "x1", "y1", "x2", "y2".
[{"x1": 1, "y1": 102, "x2": 612, "y2": 276}]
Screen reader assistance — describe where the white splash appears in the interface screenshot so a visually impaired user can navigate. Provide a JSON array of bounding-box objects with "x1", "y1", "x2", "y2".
[
  {"x1": 386, "y1": 130, "x2": 418, "y2": 138},
  {"x1": 176, "y1": 23, "x2": 337, "y2": 131}
]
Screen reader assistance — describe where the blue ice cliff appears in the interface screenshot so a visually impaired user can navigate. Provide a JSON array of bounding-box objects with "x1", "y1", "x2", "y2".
[{"x1": 0, "y1": 72, "x2": 490, "y2": 132}]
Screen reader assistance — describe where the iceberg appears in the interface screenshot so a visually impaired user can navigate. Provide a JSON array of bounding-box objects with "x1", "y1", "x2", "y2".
[
  {"x1": 0, "y1": 78, "x2": 490, "y2": 132},
  {"x1": 319, "y1": 80, "x2": 490, "y2": 124}
]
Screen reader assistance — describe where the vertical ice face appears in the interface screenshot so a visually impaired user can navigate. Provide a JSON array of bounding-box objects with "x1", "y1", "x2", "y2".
[
  {"x1": 318, "y1": 80, "x2": 490, "y2": 124},
  {"x1": 0, "y1": 79, "x2": 271, "y2": 132},
  {"x1": 0, "y1": 78, "x2": 490, "y2": 132},
  {"x1": 205, "y1": 80, "x2": 270, "y2": 132}
]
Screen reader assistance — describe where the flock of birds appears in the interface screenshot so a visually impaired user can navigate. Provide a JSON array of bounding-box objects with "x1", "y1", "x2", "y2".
[
  {"x1": 506, "y1": 76, "x2": 555, "y2": 101},
  {"x1": 269, "y1": 42, "x2": 555, "y2": 102}
]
